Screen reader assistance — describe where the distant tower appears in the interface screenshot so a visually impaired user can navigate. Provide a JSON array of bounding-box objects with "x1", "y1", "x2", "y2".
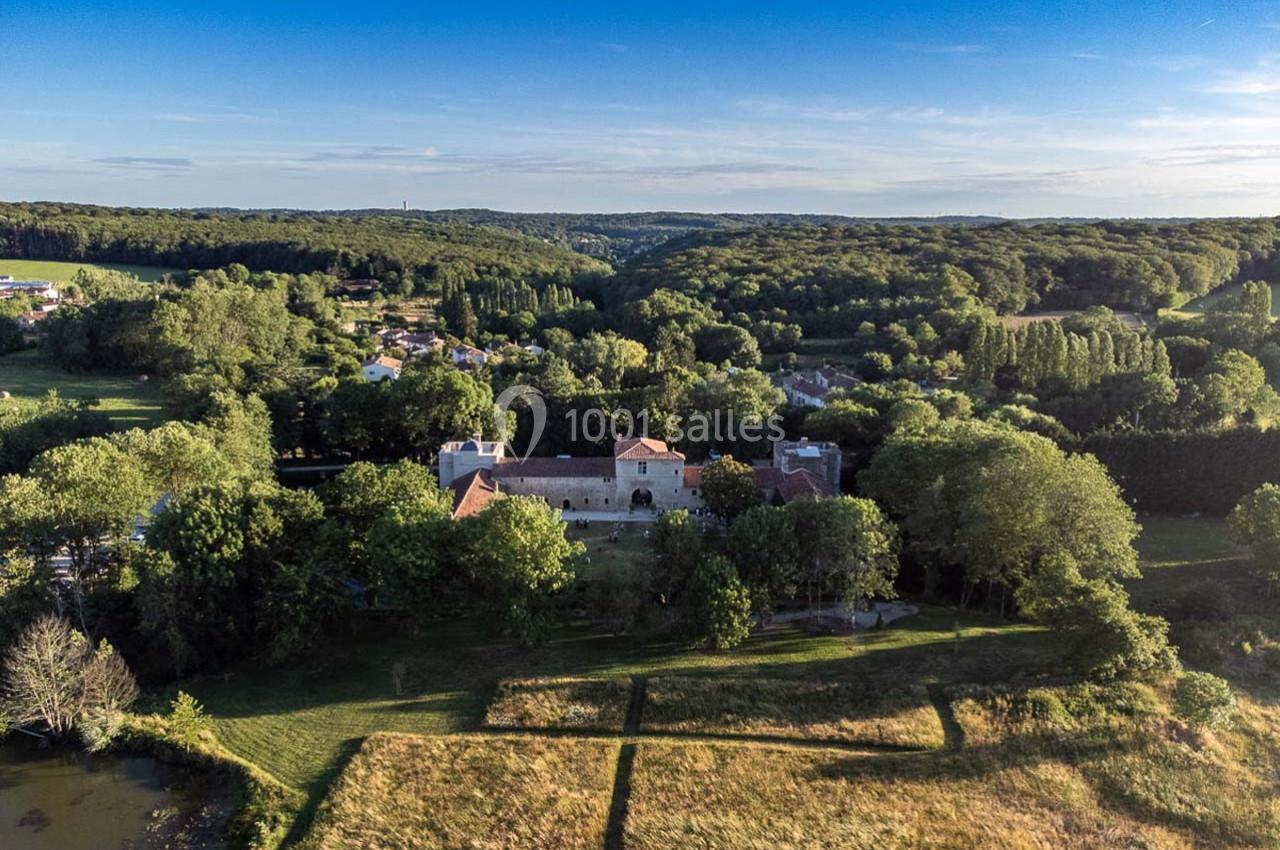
[{"x1": 403, "y1": 200, "x2": 408, "y2": 211}]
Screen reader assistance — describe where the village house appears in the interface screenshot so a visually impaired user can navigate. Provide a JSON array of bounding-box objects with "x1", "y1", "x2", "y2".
[
  {"x1": 18, "y1": 310, "x2": 50, "y2": 330},
  {"x1": 361, "y1": 355, "x2": 403, "y2": 382},
  {"x1": 0, "y1": 279, "x2": 60, "y2": 301},
  {"x1": 401, "y1": 332, "x2": 444, "y2": 357},
  {"x1": 440, "y1": 436, "x2": 839, "y2": 516},
  {"x1": 780, "y1": 366, "x2": 861, "y2": 408},
  {"x1": 451, "y1": 344, "x2": 488, "y2": 367}
]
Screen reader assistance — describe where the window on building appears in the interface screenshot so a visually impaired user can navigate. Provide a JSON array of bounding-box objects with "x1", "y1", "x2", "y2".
[
  {"x1": 692, "y1": 489, "x2": 698, "y2": 496},
  {"x1": 604, "y1": 498, "x2": 609, "y2": 505},
  {"x1": 584, "y1": 497, "x2": 590, "y2": 504},
  {"x1": 638, "y1": 461, "x2": 648, "y2": 475},
  {"x1": 674, "y1": 469, "x2": 679, "y2": 476}
]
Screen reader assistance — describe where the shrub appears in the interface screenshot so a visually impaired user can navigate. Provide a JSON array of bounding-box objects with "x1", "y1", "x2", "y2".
[
  {"x1": 168, "y1": 690, "x2": 212, "y2": 750},
  {"x1": 1021, "y1": 689, "x2": 1069, "y2": 724},
  {"x1": 1174, "y1": 672, "x2": 1236, "y2": 729},
  {"x1": 79, "y1": 708, "x2": 126, "y2": 752}
]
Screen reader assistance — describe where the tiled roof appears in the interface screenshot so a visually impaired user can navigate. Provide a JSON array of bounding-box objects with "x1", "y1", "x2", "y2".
[
  {"x1": 449, "y1": 468, "x2": 502, "y2": 519},
  {"x1": 753, "y1": 467, "x2": 836, "y2": 502},
  {"x1": 788, "y1": 378, "x2": 828, "y2": 400},
  {"x1": 777, "y1": 468, "x2": 836, "y2": 502},
  {"x1": 614, "y1": 437, "x2": 684, "y2": 460},
  {"x1": 364, "y1": 356, "x2": 403, "y2": 369},
  {"x1": 490, "y1": 456, "x2": 615, "y2": 479},
  {"x1": 753, "y1": 467, "x2": 785, "y2": 490},
  {"x1": 683, "y1": 465, "x2": 703, "y2": 488}
]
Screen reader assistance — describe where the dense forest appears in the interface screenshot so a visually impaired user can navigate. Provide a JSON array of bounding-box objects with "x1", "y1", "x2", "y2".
[
  {"x1": 386, "y1": 210, "x2": 1010, "y2": 261},
  {"x1": 6, "y1": 208, "x2": 1280, "y2": 850},
  {"x1": 615, "y1": 219, "x2": 1280, "y2": 322},
  {"x1": 0, "y1": 202, "x2": 610, "y2": 291}
]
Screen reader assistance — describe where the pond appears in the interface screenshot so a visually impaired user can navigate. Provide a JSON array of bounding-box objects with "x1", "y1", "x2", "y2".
[{"x1": 0, "y1": 739, "x2": 228, "y2": 850}]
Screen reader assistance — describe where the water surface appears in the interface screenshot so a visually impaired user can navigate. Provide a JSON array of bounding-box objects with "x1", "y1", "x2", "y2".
[{"x1": 0, "y1": 739, "x2": 219, "y2": 850}]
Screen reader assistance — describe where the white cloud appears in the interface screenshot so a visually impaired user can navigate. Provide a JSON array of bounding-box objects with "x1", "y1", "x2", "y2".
[{"x1": 1200, "y1": 57, "x2": 1280, "y2": 95}]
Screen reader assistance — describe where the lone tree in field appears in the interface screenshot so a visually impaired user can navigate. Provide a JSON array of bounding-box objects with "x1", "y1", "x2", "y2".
[
  {"x1": 2, "y1": 614, "x2": 137, "y2": 740},
  {"x1": 699, "y1": 456, "x2": 760, "y2": 519}
]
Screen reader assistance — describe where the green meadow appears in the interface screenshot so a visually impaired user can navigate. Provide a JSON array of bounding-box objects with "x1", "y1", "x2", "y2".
[
  {"x1": 0, "y1": 348, "x2": 168, "y2": 427},
  {"x1": 0, "y1": 257, "x2": 180, "y2": 283}
]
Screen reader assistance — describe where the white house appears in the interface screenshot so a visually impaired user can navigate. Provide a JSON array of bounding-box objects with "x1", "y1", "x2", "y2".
[
  {"x1": 18, "y1": 311, "x2": 50, "y2": 330},
  {"x1": 0, "y1": 280, "x2": 59, "y2": 301},
  {"x1": 451, "y1": 345, "x2": 488, "y2": 367},
  {"x1": 361, "y1": 355, "x2": 403, "y2": 382},
  {"x1": 782, "y1": 375, "x2": 828, "y2": 408}
]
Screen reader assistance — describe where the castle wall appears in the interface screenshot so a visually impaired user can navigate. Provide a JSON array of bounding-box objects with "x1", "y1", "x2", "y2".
[{"x1": 500, "y1": 476, "x2": 614, "y2": 510}]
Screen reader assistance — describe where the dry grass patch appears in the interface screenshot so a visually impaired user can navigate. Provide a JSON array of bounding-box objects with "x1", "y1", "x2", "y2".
[
  {"x1": 951, "y1": 683, "x2": 1280, "y2": 849},
  {"x1": 625, "y1": 742, "x2": 1194, "y2": 850},
  {"x1": 300, "y1": 733, "x2": 617, "y2": 850},
  {"x1": 642, "y1": 677, "x2": 945, "y2": 749},
  {"x1": 484, "y1": 677, "x2": 632, "y2": 731}
]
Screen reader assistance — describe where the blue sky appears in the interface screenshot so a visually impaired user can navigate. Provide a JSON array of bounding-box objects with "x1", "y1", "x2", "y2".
[{"x1": 3, "y1": 1, "x2": 1280, "y2": 215}]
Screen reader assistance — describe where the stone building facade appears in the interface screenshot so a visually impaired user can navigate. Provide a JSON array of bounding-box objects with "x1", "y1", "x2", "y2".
[{"x1": 439, "y1": 436, "x2": 840, "y2": 515}]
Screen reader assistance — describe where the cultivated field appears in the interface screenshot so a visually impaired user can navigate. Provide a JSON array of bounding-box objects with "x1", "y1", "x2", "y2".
[
  {"x1": 0, "y1": 257, "x2": 179, "y2": 283},
  {"x1": 0, "y1": 348, "x2": 168, "y2": 427},
  {"x1": 298, "y1": 733, "x2": 617, "y2": 850}
]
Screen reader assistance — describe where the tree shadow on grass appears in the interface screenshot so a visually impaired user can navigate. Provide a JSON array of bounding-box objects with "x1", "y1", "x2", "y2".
[{"x1": 281, "y1": 735, "x2": 365, "y2": 848}]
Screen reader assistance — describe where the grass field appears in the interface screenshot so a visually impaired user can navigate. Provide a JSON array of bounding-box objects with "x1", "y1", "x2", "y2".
[
  {"x1": 1179, "y1": 279, "x2": 1280, "y2": 316},
  {"x1": 186, "y1": 515, "x2": 1280, "y2": 848},
  {"x1": 484, "y1": 677, "x2": 633, "y2": 732},
  {"x1": 571, "y1": 521, "x2": 652, "y2": 578},
  {"x1": 997, "y1": 309, "x2": 1148, "y2": 331},
  {"x1": 298, "y1": 733, "x2": 617, "y2": 850},
  {"x1": 0, "y1": 348, "x2": 168, "y2": 427},
  {"x1": 624, "y1": 740, "x2": 1195, "y2": 850},
  {"x1": 642, "y1": 677, "x2": 944, "y2": 748},
  {"x1": 185, "y1": 606, "x2": 1056, "y2": 800},
  {"x1": 0, "y1": 257, "x2": 179, "y2": 283}
]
